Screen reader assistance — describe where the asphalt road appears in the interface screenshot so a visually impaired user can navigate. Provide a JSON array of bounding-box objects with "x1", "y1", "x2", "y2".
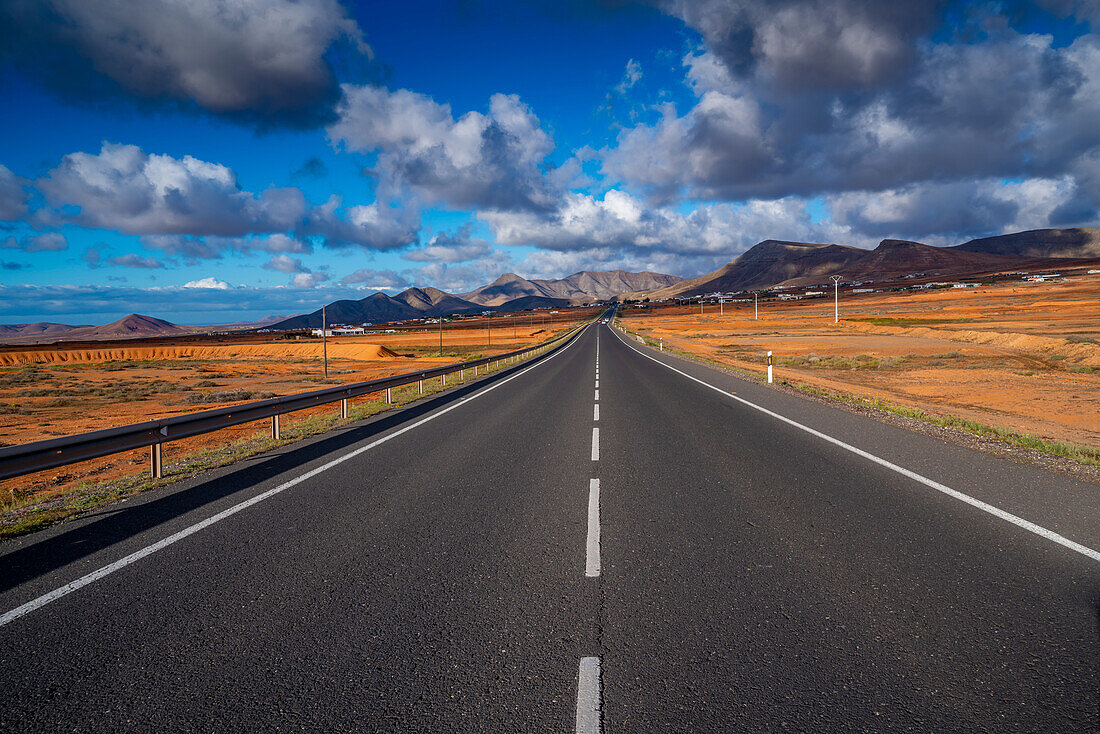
[{"x1": 1, "y1": 319, "x2": 1097, "y2": 732}]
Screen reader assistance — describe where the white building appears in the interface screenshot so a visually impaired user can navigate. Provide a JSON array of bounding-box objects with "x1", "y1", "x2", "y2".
[{"x1": 311, "y1": 327, "x2": 366, "y2": 337}]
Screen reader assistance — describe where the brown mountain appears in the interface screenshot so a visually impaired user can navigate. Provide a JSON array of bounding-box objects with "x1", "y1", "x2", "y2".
[
  {"x1": 0, "y1": 314, "x2": 192, "y2": 344},
  {"x1": 461, "y1": 270, "x2": 682, "y2": 306},
  {"x1": 953, "y1": 228, "x2": 1100, "y2": 259},
  {"x1": 844, "y1": 239, "x2": 1022, "y2": 280},
  {"x1": 392, "y1": 286, "x2": 484, "y2": 315},
  {"x1": 638, "y1": 240, "x2": 868, "y2": 298}
]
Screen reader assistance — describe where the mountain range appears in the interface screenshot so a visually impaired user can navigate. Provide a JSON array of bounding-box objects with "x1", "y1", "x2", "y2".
[
  {"x1": 460, "y1": 270, "x2": 682, "y2": 306},
  {"x1": 635, "y1": 228, "x2": 1100, "y2": 299},
  {"x1": 267, "y1": 271, "x2": 682, "y2": 330}
]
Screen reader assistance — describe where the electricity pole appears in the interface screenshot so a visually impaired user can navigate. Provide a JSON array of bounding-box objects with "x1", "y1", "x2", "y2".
[
  {"x1": 439, "y1": 317, "x2": 443, "y2": 357},
  {"x1": 487, "y1": 315, "x2": 491, "y2": 347},
  {"x1": 754, "y1": 292, "x2": 758, "y2": 320},
  {"x1": 322, "y1": 303, "x2": 328, "y2": 378}
]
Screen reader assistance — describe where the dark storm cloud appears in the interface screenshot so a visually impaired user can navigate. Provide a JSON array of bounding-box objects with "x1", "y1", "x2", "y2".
[
  {"x1": 603, "y1": 5, "x2": 1100, "y2": 230},
  {"x1": 0, "y1": 0, "x2": 371, "y2": 128},
  {"x1": 660, "y1": 0, "x2": 944, "y2": 91},
  {"x1": 0, "y1": 165, "x2": 29, "y2": 221}
]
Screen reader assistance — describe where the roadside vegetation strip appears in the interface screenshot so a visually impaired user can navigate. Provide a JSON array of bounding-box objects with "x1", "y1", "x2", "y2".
[
  {"x1": 612, "y1": 326, "x2": 1100, "y2": 564},
  {"x1": 0, "y1": 328, "x2": 582, "y2": 541},
  {"x1": 613, "y1": 322, "x2": 1100, "y2": 469}
]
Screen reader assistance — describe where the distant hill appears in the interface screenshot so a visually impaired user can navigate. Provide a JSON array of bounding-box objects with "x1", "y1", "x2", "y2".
[
  {"x1": 639, "y1": 240, "x2": 868, "y2": 298},
  {"x1": 460, "y1": 270, "x2": 682, "y2": 306},
  {"x1": 844, "y1": 239, "x2": 1022, "y2": 281},
  {"x1": 0, "y1": 314, "x2": 192, "y2": 344},
  {"x1": 392, "y1": 286, "x2": 484, "y2": 316},
  {"x1": 953, "y1": 228, "x2": 1100, "y2": 259},
  {"x1": 0, "y1": 322, "x2": 93, "y2": 340},
  {"x1": 638, "y1": 229, "x2": 1100, "y2": 299},
  {"x1": 269, "y1": 287, "x2": 490, "y2": 330}
]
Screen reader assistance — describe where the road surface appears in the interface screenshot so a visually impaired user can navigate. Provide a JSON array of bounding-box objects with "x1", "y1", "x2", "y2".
[{"x1": 1, "y1": 320, "x2": 1097, "y2": 731}]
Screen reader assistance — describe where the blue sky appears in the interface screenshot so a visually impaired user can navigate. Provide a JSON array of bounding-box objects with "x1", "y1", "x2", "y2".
[{"x1": 0, "y1": 0, "x2": 1096, "y2": 324}]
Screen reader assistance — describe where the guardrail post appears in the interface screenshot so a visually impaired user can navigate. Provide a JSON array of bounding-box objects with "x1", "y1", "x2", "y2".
[
  {"x1": 150, "y1": 443, "x2": 162, "y2": 479},
  {"x1": 271, "y1": 414, "x2": 281, "y2": 440},
  {"x1": 460, "y1": 368, "x2": 464, "y2": 381},
  {"x1": 341, "y1": 398, "x2": 348, "y2": 419}
]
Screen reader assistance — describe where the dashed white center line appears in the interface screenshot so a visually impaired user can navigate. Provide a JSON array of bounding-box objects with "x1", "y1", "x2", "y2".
[
  {"x1": 586, "y1": 478, "x2": 600, "y2": 577},
  {"x1": 594, "y1": 389, "x2": 599, "y2": 401},
  {"x1": 591, "y1": 427, "x2": 600, "y2": 461},
  {"x1": 594, "y1": 379, "x2": 599, "y2": 388},
  {"x1": 593, "y1": 404, "x2": 599, "y2": 421},
  {"x1": 575, "y1": 656, "x2": 602, "y2": 734}
]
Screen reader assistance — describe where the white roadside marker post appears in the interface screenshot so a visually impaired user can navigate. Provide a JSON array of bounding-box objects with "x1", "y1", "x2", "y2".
[
  {"x1": 831, "y1": 274, "x2": 842, "y2": 323},
  {"x1": 767, "y1": 350, "x2": 773, "y2": 384},
  {"x1": 660, "y1": 338, "x2": 663, "y2": 351}
]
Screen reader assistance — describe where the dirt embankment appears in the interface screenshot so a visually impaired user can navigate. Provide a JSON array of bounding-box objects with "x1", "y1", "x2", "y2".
[{"x1": 0, "y1": 342, "x2": 401, "y2": 366}]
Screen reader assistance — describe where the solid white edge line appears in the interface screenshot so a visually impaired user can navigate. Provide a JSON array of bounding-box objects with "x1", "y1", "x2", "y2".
[
  {"x1": 611, "y1": 327, "x2": 1100, "y2": 564},
  {"x1": 593, "y1": 404, "x2": 599, "y2": 421},
  {"x1": 576, "y1": 656, "x2": 602, "y2": 734},
  {"x1": 591, "y1": 427, "x2": 600, "y2": 461},
  {"x1": 586, "y1": 478, "x2": 600, "y2": 577},
  {"x1": 0, "y1": 325, "x2": 593, "y2": 629}
]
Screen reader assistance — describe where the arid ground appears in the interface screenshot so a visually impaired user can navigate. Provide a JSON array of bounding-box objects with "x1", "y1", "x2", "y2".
[
  {"x1": 0, "y1": 310, "x2": 594, "y2": 535},
  {"x1": 617, "y1": 274, "x2": 1100, "y2": 449}
]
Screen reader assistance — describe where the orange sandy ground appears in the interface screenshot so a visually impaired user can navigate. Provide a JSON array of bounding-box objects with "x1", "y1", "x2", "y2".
[
  {"x1": 0, "y1": 314, "x2": 590, "y2": 508},
  {"x1": 619, "y1": 275, "x2": 1100, "y2": 448}
]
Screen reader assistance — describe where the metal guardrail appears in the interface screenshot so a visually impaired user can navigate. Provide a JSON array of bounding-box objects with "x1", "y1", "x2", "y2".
[{"x1": 0, "y1": 324, "x2": 587, "y2": 481}]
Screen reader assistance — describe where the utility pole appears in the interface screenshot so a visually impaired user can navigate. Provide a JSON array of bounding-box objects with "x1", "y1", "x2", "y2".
[
  {"x1": 322, "y1": 303, "x2": 328, "y2": 378},
  {"x1": 439, "y1": 317, "x2": 443, "y2": 357},
  {"x1": 754, "y1": 292, "x2": 758, "y2": 320},
  {"x1": 831, "y1": 275, "x2": 842, "y2": 323},
  {"x1": 487, "y1": 315, "x2": 491, "y2": 347},
  {"x1": 513, "y1": 316, "x2": 517, "y2": 340},
  {"x1": 720, "y1": 297, "x2": 724, "y2": 316}
]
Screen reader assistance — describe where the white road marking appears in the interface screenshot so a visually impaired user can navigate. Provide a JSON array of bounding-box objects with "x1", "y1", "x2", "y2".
[
  {"x1": 612, "y1": 329, "x2": 1100, "y2": 564},
  {"x1": 594, "y1": 389, "x2": 599, "y2": 401},
  {"x1": 575, "y1": 656, "x2": 602, "y2": 734},
  {"x1": 593, "y1": 404, "x2": 599, "y2": 421},
  {"x1": 0, "y1": 326, "x2": 593, "y2": 629},
  {"x1": 595, "y1": 380, "x2": 599, "y2": 388},
  {"x1": 591, "y1": 427, "x2": 600, "y2": 461},
  {"x1": 586, "y1": 479, "x2": 600, "y2": 577}
]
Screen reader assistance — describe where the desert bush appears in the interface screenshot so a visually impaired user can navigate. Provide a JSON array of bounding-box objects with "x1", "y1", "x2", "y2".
[{"x1": 183, "y1": 389, "x2": 276, "y2": 404}]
